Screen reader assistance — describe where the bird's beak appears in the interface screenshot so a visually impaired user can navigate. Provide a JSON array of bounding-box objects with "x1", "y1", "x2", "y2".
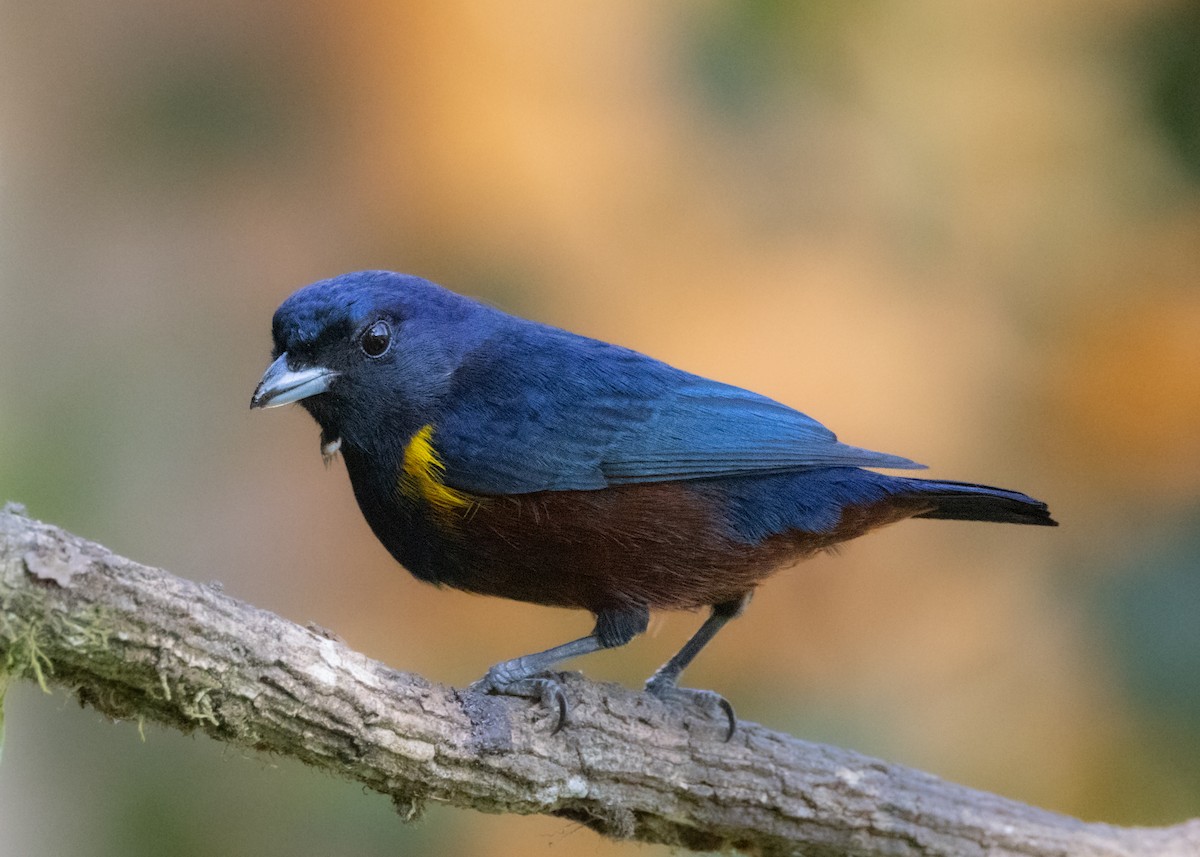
[{"x1": 250, "y1": 353, "x2": 338, "y2": 409}]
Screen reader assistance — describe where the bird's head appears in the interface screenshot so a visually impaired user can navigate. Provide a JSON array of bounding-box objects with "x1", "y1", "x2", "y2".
[{"x1": 251, "y1": 270, "x2": 502, "y2": 456}]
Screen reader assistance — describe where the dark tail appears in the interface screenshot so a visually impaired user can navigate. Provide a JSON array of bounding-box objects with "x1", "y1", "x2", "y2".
[{"x1": 901, "y1": 478, "x2": 1057, "y2": 526}]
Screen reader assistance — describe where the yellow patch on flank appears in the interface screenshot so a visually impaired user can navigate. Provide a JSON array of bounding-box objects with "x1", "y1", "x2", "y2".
[{"x1": 399, "y1": 424, "x2": 474, "y2": 519}]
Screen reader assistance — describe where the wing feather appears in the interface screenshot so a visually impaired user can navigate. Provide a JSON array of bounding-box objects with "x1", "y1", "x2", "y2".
[{"x1": 435, "y1": 321, "x2": 923, "y2": 495}]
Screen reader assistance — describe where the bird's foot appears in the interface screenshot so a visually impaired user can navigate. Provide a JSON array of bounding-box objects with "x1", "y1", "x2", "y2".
[
  {"x1": 469, "y1": 669, "x2": 569, "y2": 735},
  {"x1": 644, "y1": 675, "x2": 737, "y2": 741}
]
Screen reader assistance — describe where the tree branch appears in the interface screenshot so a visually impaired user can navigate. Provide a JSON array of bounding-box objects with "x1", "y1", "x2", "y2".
[{"x1": 0, "y1": 503, "x2": 1194, "y2": 856}]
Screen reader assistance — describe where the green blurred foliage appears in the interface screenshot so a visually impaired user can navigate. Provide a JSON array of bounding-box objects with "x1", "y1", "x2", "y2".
[
  {"x1": 1136, "y1": 3, "x2": 1200, "y2": 182},
  {"x1": 686, "y1": 0, "x2": 869, "y2": 117},
  {"x1": 1089, "y1": 508, "x2": 1200, "y2": 821},
  {"x1": 102, "y1": 55, "x2": 297, "y2": 177}
]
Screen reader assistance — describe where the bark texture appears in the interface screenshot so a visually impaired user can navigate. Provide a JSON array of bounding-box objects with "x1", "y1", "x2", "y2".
[{"x1": 0, "y1": 503, "x2": 1195, "y2": 856}]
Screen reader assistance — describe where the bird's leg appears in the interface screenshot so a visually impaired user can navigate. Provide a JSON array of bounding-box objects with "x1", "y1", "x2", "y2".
[
  {"x1": 470, "y1": 605, "x2": 649, "y2": 733},
  {"x1": 469, "y1": 634, "x2": 602, "y2": 730},
  {"x1": 644, "y1": 594, "x2": 749, "y2": 740}
]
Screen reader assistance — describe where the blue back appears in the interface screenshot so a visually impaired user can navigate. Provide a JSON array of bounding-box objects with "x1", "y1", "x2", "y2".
[{"x1": 430, "y1": 299, "x2": 925, "y2": 493}]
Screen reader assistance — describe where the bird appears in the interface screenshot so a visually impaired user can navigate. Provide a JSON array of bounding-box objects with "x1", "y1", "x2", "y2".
[{"x1": 251, "y1": 270, "x2": 1056, "y2": 738}]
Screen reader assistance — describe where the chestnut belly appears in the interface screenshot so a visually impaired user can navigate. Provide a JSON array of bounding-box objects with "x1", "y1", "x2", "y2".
[{"x1": 435, "y1": 480, "x2": 931, "y2": 614}]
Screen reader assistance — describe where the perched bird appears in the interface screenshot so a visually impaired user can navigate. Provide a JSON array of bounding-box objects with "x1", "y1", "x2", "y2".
[{"x1": 252, "y1": 270, "x2": 1055, "y2": 737}]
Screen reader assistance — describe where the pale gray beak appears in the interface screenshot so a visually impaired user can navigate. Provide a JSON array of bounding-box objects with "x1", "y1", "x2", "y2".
[{"x1": 251, "y1": 353, "x2": 338, "y2": 409}]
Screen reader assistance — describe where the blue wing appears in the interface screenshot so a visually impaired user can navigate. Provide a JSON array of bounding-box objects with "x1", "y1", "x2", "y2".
[{"x1": 434, "y1": 320, "x2": 924, "y2": 495}]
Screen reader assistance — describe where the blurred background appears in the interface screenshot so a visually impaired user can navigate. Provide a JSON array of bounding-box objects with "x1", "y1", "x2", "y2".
[{"x1": 2, "y1": 1, "x2": 1200, "y2": 854}]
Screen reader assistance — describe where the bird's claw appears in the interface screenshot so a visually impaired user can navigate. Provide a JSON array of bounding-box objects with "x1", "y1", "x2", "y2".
[
  {"x1": 469, "y1": 672, "x2": 569, "y2": 735},
  {"x1": 645, "y1": 677, "x2": 737, "y2": 741}
]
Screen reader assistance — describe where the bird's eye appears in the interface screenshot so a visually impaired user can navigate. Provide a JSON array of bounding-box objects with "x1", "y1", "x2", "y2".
[{"x1": 360, "y1": 320, "x2": 391, "y2": 357}]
